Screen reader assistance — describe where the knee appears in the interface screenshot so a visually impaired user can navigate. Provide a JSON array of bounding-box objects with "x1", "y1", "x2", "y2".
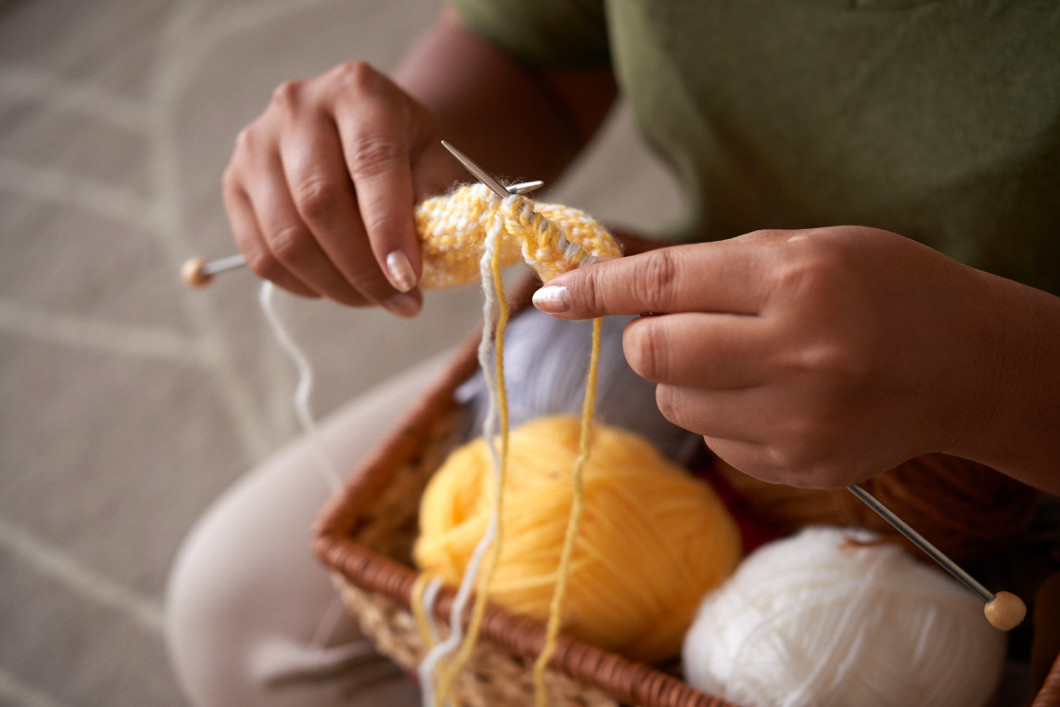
[
  {"x1": 165, "y1": 506, "x2": 263, "y2": 707},
  {"x1": 164, "y1": 516, "x2": 419, "y2": 707},
  {"x1": 162, "y1": 468, "x2": 408, "y2": 706}
]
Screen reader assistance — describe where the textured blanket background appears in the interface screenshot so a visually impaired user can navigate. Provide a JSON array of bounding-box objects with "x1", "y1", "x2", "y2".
[{"x1": 0, "y1": 0, "x2": 678, "y2": 703}]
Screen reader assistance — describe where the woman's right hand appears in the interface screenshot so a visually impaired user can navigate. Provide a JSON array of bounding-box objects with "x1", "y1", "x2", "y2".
[{"x1": 222, "y1": 60, "x2": 464, "y2": 316}]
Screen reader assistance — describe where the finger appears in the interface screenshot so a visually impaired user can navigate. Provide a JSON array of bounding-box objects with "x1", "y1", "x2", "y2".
[
  {"x1": 223, "y1": 179, "x2": 318, "y2": 298},
  {"x1": 697, "y1": 437, "x2": 797, "y2": 486},
  {"x1": 333, "y1": 69, "x2": 425, "y2": 295},
  {"x1": 654, "y1": 384, "x2": 767, "y2": 444},
  {"x1": 704, "y1": 434, "x2": 868, "y2": 490},
  {"x1": 243, "y1": 151, "x2": 370, "y2": 307},
  {"x1": 621, "y1": 312, "x2": 770, "y2": 388},
  {"x1": 277, "y1": 114, "x2": 403, "y2": 307},
  {"x1": 655, "y1": 384, "x2": 856, "y2": 488},
  {"x1": 533, "y1": 242, "x2": 769, "y2": 320}
]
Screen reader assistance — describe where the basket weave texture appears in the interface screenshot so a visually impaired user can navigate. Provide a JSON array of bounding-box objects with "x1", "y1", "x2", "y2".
[{"x1": 313, "y1": 278, "x2": 1060, "y2": 707}]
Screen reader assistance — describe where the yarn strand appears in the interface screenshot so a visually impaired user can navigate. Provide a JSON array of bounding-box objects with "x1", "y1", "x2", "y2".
[
  {"x1": 433, "y1": 207, "x2": 514, "y2": 703},
  {"x1": 410, "y1": 572, "x2": 444, "y2": 650},
  {"x1": 258, "y1": 281, "x2": 342, "y2": 492},
  {"x1": 532, "y1": 316, "x2": 603, "y2": 703}
]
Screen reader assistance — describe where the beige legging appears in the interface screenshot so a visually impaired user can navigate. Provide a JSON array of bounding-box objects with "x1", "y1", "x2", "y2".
[{"x1": 164, "y1": 354, "x2": 448, "y2": 706}]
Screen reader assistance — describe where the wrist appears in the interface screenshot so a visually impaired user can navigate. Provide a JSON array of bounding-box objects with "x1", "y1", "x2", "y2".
[{"x1": 947, "y1": 268, "x2": 1060, "y2": 494}]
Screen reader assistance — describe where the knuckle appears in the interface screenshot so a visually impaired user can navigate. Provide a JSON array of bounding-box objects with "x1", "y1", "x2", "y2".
[
  {"x1": 232, "y1": 124, "x2": 263, "y2": 163},
  {"x1": 768, "y1": 421, "x2": 840, "y2": 483},
  {"x1": 266, "y1": 223, "x2": 312, "y2": 265},
  {"x1": 778, "y1": 321, "x2": 872, "y2": 387},
  {"x1": 775, "y1": 236, "x2": 847, "y2": 301},
  {"x1": 348, "y1": 133, "x2": 404, "y2": 179},
  {"x1": 579, "y1": 268, "x2": 603, "y2": 314},
  {"x1": 232, "y1": 121, "x2": 271, "y2": 168},
  {"x1": 344, "y1": 265, "x2": 394, "y2": 304},
  {"x1": 220, "y1": 164, "x2": 239, "y2": 196},
  {"x1": 329, "y1": 61, "x2": 398, "y2": 109},
  {"x1": 623, "y1": 321, "x2": 667, "y2": 381},
  {"x1": 654, "y1": 385, "x2": 679, "y2": 425},
  {"x1": 652, "y1": 383, "x2": 678, "y2": 423},
  {"x1": 243, "y1": 245, "x2": 280, "y2": 280},
  {"x1": 765, "y1": 442, "x2": 816, "y2": 482},
  {"x1": 233, "y1": 125, "x2": 253, "y2": 153},
  {"x1": 292, "y1": 176, "x2": 343, "y2": 224},
  {"x1": 270, "y1": 80, "x2": 303, "y2": 111},
  {"x1": 332, "y1": 60, "x2": 378, "y2": 90},
  {"x1": 634, "y1": 249, "x2": 679, "y2": 311},
  {"x1": 361, "y1": 210, "x2": 408, "y2": 244},
  {"x1": 798, "y1": 340, "x2": 864, "y2": 381}
]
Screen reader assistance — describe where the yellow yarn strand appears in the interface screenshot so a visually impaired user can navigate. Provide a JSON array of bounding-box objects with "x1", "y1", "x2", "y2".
[
  {"x1": 532, "y1": 316, "x2": 603, "y2": 704},
  {"x1": 434, "y1": 214, "x2": 512, "y2": 703},
  {"x1": 410, "y1": 571, "x2": 440, "y2": 651}
]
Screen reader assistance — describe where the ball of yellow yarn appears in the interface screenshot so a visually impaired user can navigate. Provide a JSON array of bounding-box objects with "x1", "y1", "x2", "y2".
[{"x1": 413, "y1": 415, "x2": 742, "y2": 663}]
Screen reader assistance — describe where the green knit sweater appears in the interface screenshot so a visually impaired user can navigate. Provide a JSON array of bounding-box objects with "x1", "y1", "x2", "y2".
[{"x1": 453, "y1": 0, "x2": 1060, "y2": 295}]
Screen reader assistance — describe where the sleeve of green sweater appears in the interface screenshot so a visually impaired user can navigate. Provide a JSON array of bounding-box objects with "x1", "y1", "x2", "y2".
[{"x1": 450, "y1": 0, "x2": 611, "y2": 70}]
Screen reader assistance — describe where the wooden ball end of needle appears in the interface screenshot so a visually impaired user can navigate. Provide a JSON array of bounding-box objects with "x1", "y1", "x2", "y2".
[
  {"x1": 984, "y1": 591, "x2": 1026, "y2": 631},
  {"x1": 181, "y1": 257, "x2": 214, "y2": 288}
]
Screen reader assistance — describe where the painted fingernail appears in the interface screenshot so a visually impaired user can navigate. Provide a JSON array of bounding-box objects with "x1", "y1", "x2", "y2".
[
  {"x1": 532, "y1": 285, "x2": 571, "y2": 313},
  {"x1": 385, "y1": 292, "x2": 420, "y2": 317},
  {"x1": 386, "y1": 251, "x2": 417, "y2": 293}
]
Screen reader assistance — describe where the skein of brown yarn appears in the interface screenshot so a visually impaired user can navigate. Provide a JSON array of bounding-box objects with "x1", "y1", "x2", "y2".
[{"x1": 713, "y1": 453, "x2": 1038, "y2": 564}]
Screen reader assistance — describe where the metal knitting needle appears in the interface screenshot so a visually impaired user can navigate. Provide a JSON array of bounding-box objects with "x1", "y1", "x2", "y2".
[
  {"x1": 848, "y1": 484, "x2": 1025, "y2": 630},
  {"x1": 440, "y1": 140, "x2": 514, "y2": 199},
  {"x1": 181, "y1": 177, "x2": 545, "y2": 288},
  {"x1": 440, "y1": 141, "x2": 591, "y2": 264}
]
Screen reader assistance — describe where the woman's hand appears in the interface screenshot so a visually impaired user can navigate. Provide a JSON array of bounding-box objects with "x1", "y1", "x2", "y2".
[
  {"x1": 221, "y1": 5, "x2": 618, "y2": 316},
  {"x1": 534, "y1": 226, "x2": 1060, "y2": 491},
  {"x1": 222, "y1": 60, "x2": 461, "y2": 316}
]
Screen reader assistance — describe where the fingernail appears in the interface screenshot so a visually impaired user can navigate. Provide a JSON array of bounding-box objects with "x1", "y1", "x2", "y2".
[
  {"x1": 532, "y1": 285, "x2": 571, "y2": 313},
  {"x1": 386, "y1": 251, "x2": 417, "y2": 293},
  {"x1": 385, "y1": 292, "x2": 420, "y2": 317}
]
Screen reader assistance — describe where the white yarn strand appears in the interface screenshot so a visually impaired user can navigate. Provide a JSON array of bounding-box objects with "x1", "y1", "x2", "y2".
[
  {"x1": 421, "y1": 576, "x2": 445, "y2": 646},
  {"x1": 417, "y1": 205, "x2": 507, "y2": 705},
  {"x1": 258, "y1": 282, "x2": 343, "y2": 492}
]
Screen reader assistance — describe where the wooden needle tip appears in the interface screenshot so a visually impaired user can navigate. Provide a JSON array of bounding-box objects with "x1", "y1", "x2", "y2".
[
  {"x1": 984, "y1": 591, "x2": 1026, "y2": 631},
  {"x1": 181, "y1": 257, "x2": 213, "y2": 288}
]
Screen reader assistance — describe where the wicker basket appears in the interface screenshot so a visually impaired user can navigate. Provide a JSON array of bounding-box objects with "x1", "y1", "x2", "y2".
[{"x1": 314, "y1": 280, "x2": 1060, "y2": 707}]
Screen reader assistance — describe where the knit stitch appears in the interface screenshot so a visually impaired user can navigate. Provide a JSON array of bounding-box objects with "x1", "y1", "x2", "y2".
[{"x1": 415, "y1": 183, "x2": 622, "y2": 289}]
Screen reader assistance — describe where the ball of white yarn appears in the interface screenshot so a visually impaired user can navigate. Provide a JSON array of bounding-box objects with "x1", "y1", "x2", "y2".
[{"x1": 682, "y1": 526, "x2": 1006, "y2": 707}]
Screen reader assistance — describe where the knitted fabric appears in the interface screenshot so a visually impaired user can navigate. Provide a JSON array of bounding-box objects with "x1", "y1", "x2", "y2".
[{"x1": 416, "y1": 183, "x2": 622, "y2": 288}]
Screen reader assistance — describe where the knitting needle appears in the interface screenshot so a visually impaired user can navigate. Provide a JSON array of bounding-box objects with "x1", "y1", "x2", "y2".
[
  {"x1": 848, "y1": 484, "x2": 1026, "y2": 630},
  {"x1": 440, "y1": 141, "x2": 591, "y2": 265},
  {"x1": 440, "y1": 140, "x2": 514, "y2": 199},
  {"x1": 181, "y1": 178, "x2": 545, "y2": 288},
  {"x1": 181, "y1": 254, "x2": 248, "y2": 287}
]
